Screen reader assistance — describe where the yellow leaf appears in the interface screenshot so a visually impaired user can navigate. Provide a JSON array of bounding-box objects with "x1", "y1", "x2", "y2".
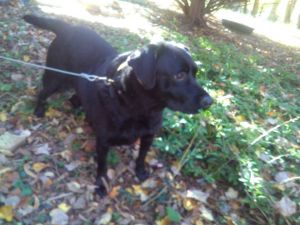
[
  {"x1": 0, "y1": 205, "x2": 13, "y2": 222},
  {"x1": 195, "y1": 219, "x2": 204, "y2": 225},
  {"x1": 156, "y1": 216, "x2": 171, "y2": 225},
  {"x1": 32, "y1": 162, "x2": 48, "y2": 173},
  {"x1": 0, "y1": 112, "x2": 7, "y2": 122},
  {"x1": 23, "y1": 55, "x2": 31, "y2": 62},
  {"x1": 45, "y1": 108, "x2": 62, "y2": 118},
  {"x1": 183, "y1": 198, "x2": 197, "y2": 211},
  {"x1": 234, "y1": 115, "x2": 246, "y2": 123},
  {"x1": 58, "y1": 203, "x2": 71, "y2": 212}
]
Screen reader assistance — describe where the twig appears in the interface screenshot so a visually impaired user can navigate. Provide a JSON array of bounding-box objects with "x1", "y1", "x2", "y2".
[
  {"x1": 178, "y1": 125, "x2": 199, "y2": 171},
  {"x1": 250, "y1": 116, "x2": 300, "y2": 146},
  {"x1": 280, "y1": 176, "x2": 300, "y2": 184},
  {"x1": 142, "y1": 186, "x2": 167, "y2": 209},
  {"x1": 46, "y1": 193, "x2": 73, "y2": 203}
]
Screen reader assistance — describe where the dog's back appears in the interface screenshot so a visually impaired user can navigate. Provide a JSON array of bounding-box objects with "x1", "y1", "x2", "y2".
[{"x1": 24, "y1": 15, "x2": 117, "y2": 73}]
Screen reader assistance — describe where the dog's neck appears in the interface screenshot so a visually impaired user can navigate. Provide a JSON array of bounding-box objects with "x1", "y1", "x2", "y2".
[{"x1": 110, "y1": 68, "x2": 164, "y2": 113}]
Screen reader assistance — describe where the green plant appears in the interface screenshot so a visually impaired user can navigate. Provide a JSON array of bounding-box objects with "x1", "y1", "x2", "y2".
[{"x1": 156, "y1": 30, "x2": 300, "y2": 223}]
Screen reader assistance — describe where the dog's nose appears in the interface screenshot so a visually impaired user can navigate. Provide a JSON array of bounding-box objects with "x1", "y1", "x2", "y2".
[{"x1": 200, "y1": 95, "x2": 213, "y2": 109}]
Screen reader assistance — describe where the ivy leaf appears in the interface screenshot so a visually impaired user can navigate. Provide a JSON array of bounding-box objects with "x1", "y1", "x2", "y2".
[{"x1": 166, "y1": 207, "x2": 181, "y2": 222}]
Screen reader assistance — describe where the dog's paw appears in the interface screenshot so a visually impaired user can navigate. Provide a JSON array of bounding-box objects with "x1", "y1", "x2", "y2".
[
  {"x1": 95, "y1": 177, "x2": 108, "y2": 197},
  {"x1": 135, "y1": 168, "x2": 149, "y2": 182}
]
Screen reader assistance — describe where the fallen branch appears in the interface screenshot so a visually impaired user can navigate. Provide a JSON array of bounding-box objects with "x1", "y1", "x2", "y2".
[{"x1": 250, "y1": 116, "x2": 300, "y2": 146}]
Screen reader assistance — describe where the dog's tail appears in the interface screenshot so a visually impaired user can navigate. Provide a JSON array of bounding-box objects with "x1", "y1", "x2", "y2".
[{"x1": 23, "y1": 15, "x2": 70, "y2": 35}]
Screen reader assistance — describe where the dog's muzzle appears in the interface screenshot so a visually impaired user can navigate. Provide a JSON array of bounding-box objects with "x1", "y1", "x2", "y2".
[{"x1": 200, "y1": 95, "x2": 213, "y2": 109}]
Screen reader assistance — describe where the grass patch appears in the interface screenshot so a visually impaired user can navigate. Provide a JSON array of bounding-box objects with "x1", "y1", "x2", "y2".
[{"x1": 156, "y1": 31, "x2": 300, "y2": 223}]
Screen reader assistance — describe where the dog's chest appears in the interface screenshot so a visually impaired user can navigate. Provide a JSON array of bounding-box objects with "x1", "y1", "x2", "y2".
[{"x1": 107, "y1": 114, "x2": 162, "y2": 146}]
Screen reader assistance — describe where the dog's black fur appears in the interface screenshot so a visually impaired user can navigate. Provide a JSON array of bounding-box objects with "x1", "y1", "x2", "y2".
[{"x1": 23, "y1": 15, "x2": 213, "y2": 196}]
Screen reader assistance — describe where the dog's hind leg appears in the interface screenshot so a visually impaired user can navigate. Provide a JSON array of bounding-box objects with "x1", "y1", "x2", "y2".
[
  {"x1": 69, "y1": 94, "x2": 81, "y2": 108},
  {"x1": 34, "y1": 71, "x2": 63, "y2": 117}
]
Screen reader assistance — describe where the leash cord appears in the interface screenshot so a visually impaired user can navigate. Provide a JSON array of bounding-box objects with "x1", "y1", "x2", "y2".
[{"x1": 0, "y1": 55, "x2": 114, "y2": 82}]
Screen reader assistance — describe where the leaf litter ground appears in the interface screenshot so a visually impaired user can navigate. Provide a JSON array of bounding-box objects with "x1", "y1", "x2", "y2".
[{"x1": 0, "y1": 1, "x2": 299, "y2": 225}]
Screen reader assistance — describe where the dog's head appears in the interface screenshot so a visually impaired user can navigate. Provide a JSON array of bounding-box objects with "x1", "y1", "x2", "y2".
[{"x1": 127, "y1": 42, "x2": 213, "y2": 114}]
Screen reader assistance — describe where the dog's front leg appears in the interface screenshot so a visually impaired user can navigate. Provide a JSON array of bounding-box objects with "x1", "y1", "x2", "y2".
[
  {"x1": 95, "y1": 137, "x2": 110, "y2": 197},
  {"x1": 135, "y1": 135, "x2": 154, "y2": 181}
]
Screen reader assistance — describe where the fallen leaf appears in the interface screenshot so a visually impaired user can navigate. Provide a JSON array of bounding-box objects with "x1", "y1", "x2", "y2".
[
  {"x1": 195, "y1": 218, "x2": 204, "y2": 225},
  {"x1": 45, "y1": 108, "x2": 62, "y2": 118},
  {"x1": 4, "y1": 196, "x2": 20, "y2": 208},
  {"x1": 97, "y1": 211, "x2": 112, "y2": 224},
  {"x1": 24, "y1": 163, "x2": 38, "y2": 178},
  {"x1": 156, "y1": 216, "x2": 171, "y2": 225},
  {"x1": 32, "y1": 162, "x2": 48, "y2": 173},
  {"x1": 259, "y1": 153, "x2": 272, "y2": 163},
  {"x1": 274, "y1": 196, "x2": 296, "y2": 217},
  {"x1": 183, "y1": 198, "x2": 197, "y2": 211},
  {"x1": 0, "y1": 130, "x2": 31, "y2": 152},
  {"x1": 63, "y1": 133, "x2": 77, "y2": 147},
  {"x1": 170, "y1": 161, "x2": 181, "y2": 176},
  {"x1": 35, "y1": 143, "x2": 51, "y2": 155},
  {"x1": 141, "y1": 178, "x2": 157, "y2": 189},
  {"x1": 60, "y1": 150, "x2": 73, "y2": 161},
  {"x1": 58, "y1": 203, "x2": 71, "y2": 212},
  {"x1": 23, "y1": 55, "x2": 30, "y2": 62},
  {"x1": 107, "y1": 168, "x2": 115, "y2": 180},
  {"x1": 186, "y1": 189, "x2": 209, "y2": 203},
  {"x1": 0, "y1": 111, "x2": 7, "y2": 122},
  {"x1": 0, "y1": 154, "x2": 8, "y2": 165},
  {"x1": 65, "y1": 161, "x2": 81, "y2": 171},
  {"x1": 266, "y1": 117, "x2": 277, "y2": 125},
  {"x1": 50, "y1": 208, "x2": 69, "y2": 225},
  {"x1": 132, "y1": 184, "x2": 148, "y2": 202},
  {"x1": 73, "y1": 196, "x2": 86, "y2": 209},
  {"x1": 0, "y1": 167, "x2": 12, "y2": 176},
  {"x1": 76, "y1": 127, "x2": 84, "y2": 134},
  {"x1": 108, "y1": 185, "x2": 121, "y2": 199},
  {"x1": 67, "y1": 181, "x2": 83, "y2": 193},
  {"x1": 225, "y1": 187, "x2": 238, "y2": 199},
  {"x1": 11, "y1": 73, "x2": 23, "y2": 81},
  {"x1": 18, "y1": 205, "x2": 34, "y2": 216},
  {"x1": 0, "y1": 205, "x2": 13, "y2": 222},
  {"x1": 234, "y1": 115, "x2": 246, "y2": 123},
  {"x1": 200, "y1": 205, "x2": 214, "y2": 221},
  {"x1": 274, "y1": 171, "x2": 297, "y2": 188}
]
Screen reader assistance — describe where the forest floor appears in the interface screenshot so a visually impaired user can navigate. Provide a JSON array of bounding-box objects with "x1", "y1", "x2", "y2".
[{"x1": 0, "y1": 0, "x2": 299, "y2": 225}]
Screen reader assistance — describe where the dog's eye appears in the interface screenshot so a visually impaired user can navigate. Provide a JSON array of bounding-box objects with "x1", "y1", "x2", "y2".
[{"x1": 174, "y1": 72, "x2": 187, "y2": 81}]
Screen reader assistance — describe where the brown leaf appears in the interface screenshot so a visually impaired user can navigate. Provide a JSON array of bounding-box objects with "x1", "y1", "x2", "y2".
[{"x1": 81, "y1": 139, "x2": 95, "y2": 152}]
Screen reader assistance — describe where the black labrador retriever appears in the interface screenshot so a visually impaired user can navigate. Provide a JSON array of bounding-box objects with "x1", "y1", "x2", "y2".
[{"x1": 23, "y1": 15, "x2": 213, "y2": 196}]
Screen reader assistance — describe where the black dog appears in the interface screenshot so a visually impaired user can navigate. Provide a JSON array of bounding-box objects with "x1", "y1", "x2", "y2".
[{"x1": 23, "y1": 15, "x2": 213, "y2": 196}]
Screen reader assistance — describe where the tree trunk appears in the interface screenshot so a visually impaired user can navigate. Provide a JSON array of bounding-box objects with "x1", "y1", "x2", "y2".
[
  {"x1": 297, "y1": 14, "x2": 300, "y2": 29},
  {"x1": 268, "y1": 0, "x2": 281, "y2": 21},
  {"x1": 284, "y1": 0, "x2": 297, "y2": 23},
  {"x1": 251, "y1": 0, "x2": 260, "y2": 16},
  {"x1": 243, "y1": 0, "x2": 248, "y2": 14},
  {"x1": 188, "y1": 0, "x2": 206, "y2": 26}
]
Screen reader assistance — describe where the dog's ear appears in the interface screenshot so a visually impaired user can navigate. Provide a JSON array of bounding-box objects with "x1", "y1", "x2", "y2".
[{"x1": 128, "y1": 44, "x2": 158, "y2": 90}]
